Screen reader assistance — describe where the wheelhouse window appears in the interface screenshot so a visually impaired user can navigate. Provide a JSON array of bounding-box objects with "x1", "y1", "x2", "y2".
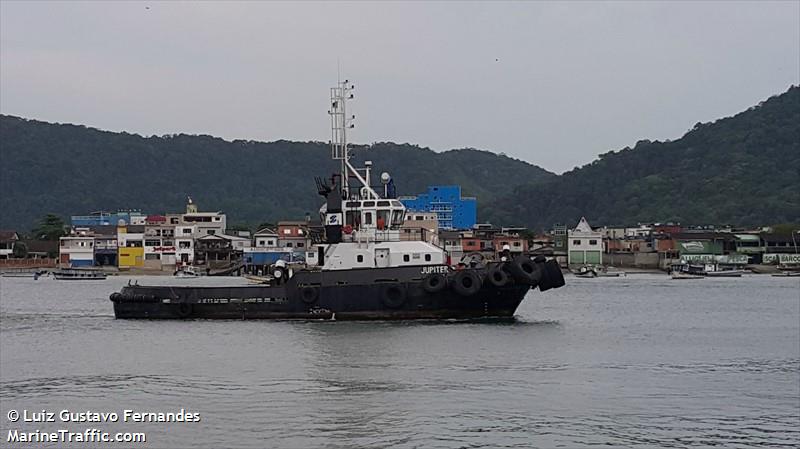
[
  {"x1": 357, "y1": 255, "x2": 364, "y2": 263},
  {"x1": 425, "y1": 254, "x2": 432, "y2": 261},
  {"x1": 364, "y1": 212, "x2": 373, "y2": 225},
  {"x1": 403, "y1": 254, "x2": 410, "y2": 262}
]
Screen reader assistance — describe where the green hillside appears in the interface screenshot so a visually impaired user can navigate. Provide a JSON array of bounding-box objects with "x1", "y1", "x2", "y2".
[
  {"x1": 483, "y1": 85, "x2": 800, "y2": 229},
  {"x1": 0, "y1": 118, "x2": 554, "y2": 229}
]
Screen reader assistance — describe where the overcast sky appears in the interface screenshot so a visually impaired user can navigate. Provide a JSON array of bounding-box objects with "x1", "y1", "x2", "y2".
[{"x1": 1, "y1": 1, "x2": 798, "y2": 173}]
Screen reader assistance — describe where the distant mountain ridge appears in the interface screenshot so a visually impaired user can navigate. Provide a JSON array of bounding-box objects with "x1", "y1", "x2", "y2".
[
  {"x1": 0, "y1": 117, "x2": 554, "y2": 229},
  {"x1": 1, "y1": 85, "x2": 797, "y2": 231},
  {"x1": 484, "y1": 85, "x2": 800, "y2": 229}
]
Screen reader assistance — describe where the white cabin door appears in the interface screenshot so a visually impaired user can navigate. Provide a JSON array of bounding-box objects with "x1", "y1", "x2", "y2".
[{"x1": 375, "y1": 248, "x2": 390, "y2": 268}]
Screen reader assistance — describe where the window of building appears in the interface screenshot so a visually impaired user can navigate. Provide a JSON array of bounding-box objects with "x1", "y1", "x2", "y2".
[
  {"x1": 179, "y1": 241, "x2": 191, "y2": 249},
  {"x1": 257, "y1": 239, "x2": 266, "y2": 247},
  {"x1": 207, "y1": 230, "x2": 216, "y2": 235},
  {"x1": 573, "y1": 240, "x2": 581, "y2": 245},
  {"x1": 145, "y1": 240, "x2": 160, "y2": 247},
  {"x1": 513, "y1": 242, "x2": 521, "y2": 247},
  {"x1": 286, "y1": 242, "x2": 293, "y2": 248},
  {"x1": 163, "y1": 240, "x2": 173, "y2": 246},
  {"x1": 283, "y1": 229, "x2": 292, "y2": 235},
  {"x1": 298, "y1": 229, "x2": 303, "y2": 235},
  {"x1": 145, "y1": 253, "x2": 160, "y2": 260},
  {"x1": 297, "y1": 242, "x2": 305, "y2": 248},
  {"x1": 589, "y1": 240, "x2": 598, "y2": 245},
  {"x1": 357, "y1": 255, "x2": 364, "y2": 263},
  {"x1": 182, "y1": 229, "x2": 192, "y2": 234}
]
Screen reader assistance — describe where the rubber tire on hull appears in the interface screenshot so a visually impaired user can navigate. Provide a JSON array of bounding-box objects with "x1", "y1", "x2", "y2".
[
  {"x1": 508, "y1": 255, "x2": 542, "y2": 286},
  {"x1": 422, "y1": 273, "x2": 446, "y2": 293},
  {"x1": 452, "y1": 270, "x2": 482, "y2": 296},
  {"x1": 177, "y1": 303, "x2": 192, "y2": 318},
  {"x1": 381, "y1": 284, "x2": 407, "y2": 308},
  {"x1": 487, "y1": 266, "x2": 511, "y2": 287},
  {"x1": 300, "y1": 286, "x2": 319, "y2": 304},
  {"x1": 539, "y1": 260, "x2": 566, "y2": 292}
]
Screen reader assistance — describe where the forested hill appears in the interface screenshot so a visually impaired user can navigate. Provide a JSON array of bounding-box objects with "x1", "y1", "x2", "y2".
[
  {"x1": 484, "y1": 85, "x2": 800, "y2": 230},
  {"x1": 0, "y1": 117, "x2": 554, "y2": 229}
]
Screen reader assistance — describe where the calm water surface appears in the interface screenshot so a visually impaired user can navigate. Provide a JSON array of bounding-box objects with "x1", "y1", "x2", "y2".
[{"x1": 1, "y1": 274, "x2": 798, "y2": 448}]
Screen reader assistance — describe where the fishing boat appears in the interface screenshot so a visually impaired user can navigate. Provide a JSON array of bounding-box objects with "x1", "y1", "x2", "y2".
[
  {"x1": 108, "y1": 80, "x2": 566, "y2": 320},
  {"x1": 53, "y1": 268, "x2": 107, "y2": 280}
]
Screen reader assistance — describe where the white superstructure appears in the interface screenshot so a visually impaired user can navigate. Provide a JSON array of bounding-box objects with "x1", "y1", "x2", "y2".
[{"x1": 315, "y1": 79, "x2": 446, "y2": 271}]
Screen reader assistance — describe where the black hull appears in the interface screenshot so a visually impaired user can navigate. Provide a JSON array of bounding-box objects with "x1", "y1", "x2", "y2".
[
  {"x1": 111, "y1": 284, "x2": 529, "y2": 320},
  {"x1": 110, "y1": 264, "x2": 543, "y2": 320},
  {"x1": 111, "y1": 262, "x2": 564, "y2": 320}
]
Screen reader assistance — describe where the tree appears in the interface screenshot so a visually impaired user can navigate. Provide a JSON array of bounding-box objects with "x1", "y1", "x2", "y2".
[
  {"x1": 12, "y1": 241, "x2": 28, "y2": 258},
  {"x1": 32, "y1": 214, "x2": 66, "y2": 241}
]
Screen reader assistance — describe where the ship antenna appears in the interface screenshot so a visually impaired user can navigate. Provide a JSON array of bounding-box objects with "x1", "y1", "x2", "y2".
[{"x1": 329, "y1": 78, "x2": 380, "y2": 200}]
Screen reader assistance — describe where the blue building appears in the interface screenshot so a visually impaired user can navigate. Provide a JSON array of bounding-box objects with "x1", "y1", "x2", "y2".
[
  {"x1": 400, "y1": 185, "x2": 477, "y2": 230},
  {"x1": 71, "y1": 211, "x2": 144, "y2": 227}
]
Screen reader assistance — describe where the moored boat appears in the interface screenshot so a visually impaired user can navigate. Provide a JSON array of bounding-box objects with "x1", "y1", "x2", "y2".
[{"x1": 53, "y1": 268, "x2": 107, "y2": 280}]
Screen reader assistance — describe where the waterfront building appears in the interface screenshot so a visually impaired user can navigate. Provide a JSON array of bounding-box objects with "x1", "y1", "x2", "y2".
[
  {"x1": 277, "y1": 221, "x2": 309, "y2": 250},
  {"x1": 400, "y1": 211, "x2": 439, "y2": 244},
  {"x1": 59, "y1": 229, "x2": 96, "y2": 267},
  {"x1": 93, "y1": 234, "x2": 118, "y2": 267},
  {"x1": 399, "y1": 185, "x2": 477, "y2": 230},
  {"x1": 71, "y1": 211, "x2": 145, "y2": 227},
  {"x1": 253, "y1": 227, "x2": 279, "y2": 248},
  {"x1": 492, "y1": 230, "x2": 529, "y2": 259},
  {"x1": 194, "y1": 234, "x2": 250, "y2": 268},
  {"x1": 117, "y1": 222, "x2": 145, "y2": 268},
  {"x1": 567, "y1": 217, "x2": 603, "y2": 266},
  {"x1": 143, "y1": 215, "x2": 177, "y2": 269}
]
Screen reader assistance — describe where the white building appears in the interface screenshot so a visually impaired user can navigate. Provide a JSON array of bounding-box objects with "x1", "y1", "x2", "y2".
[
  {"x1": 253, "y1": 228, "x2": 279, "y2": 248},
  {"x1": 59, "y1": 233, "x2": 95, "y2": 267},
  {"x1": 175, "y1": 225, "x2": 197, "y2": 265},
  {"x1": 568, "y1": 217, "x2": 603, "y2": 266}
]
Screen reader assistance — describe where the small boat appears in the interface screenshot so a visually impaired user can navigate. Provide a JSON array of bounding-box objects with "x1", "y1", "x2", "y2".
[
  {"x1": 53, "y1": 268, "x2": 107, "y2": 280},
  {"x1": 1, "y1": 269, "x2": 47, "y2": 278},
  {"x1": 574, "y1": 266, "x2": 597, "y2": 278},
  {"x1": 173, "y1": 266, "x2": 203, "y2": 278},
  {"x1": 772, "y1": 271, "x2": 800, "y2": 277},
  {"x1": 671, "y1": 271, "x2": 704, "y2": 280},
  {"x1": 704, "y1": 270, "x2": 745, "y2": 278}
]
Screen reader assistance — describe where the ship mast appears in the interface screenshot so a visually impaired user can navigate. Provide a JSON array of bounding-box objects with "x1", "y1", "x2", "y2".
[{"x1": 329, "y1": 80, "x2": 379, "y2": 200}]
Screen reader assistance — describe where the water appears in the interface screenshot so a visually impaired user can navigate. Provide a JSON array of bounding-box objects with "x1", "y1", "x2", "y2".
[{"x1": 1, "y1": 274, "x2": 798, "y2": 448}]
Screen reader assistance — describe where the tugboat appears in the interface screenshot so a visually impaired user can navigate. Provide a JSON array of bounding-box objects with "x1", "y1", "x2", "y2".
[{"x1": 109, "y1": 80, "x2": 565, "y2": 320}]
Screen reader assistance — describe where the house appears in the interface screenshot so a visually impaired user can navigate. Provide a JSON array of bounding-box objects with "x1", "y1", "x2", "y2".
[
  {"x1": 400, "y1": 212, "x2": 439, "y2": 244},
  {"x1": 253, "y1": 227, "x2": 279, "y2": 248},
  {"x1": 0, "y1": 230, "x2": 20, "y2": 259},
  {"x1": 194, "y1": 234, "x2": 249, "y2": 268},
  {"x1": 492, "y1": 231, "x2": 528, "y2": 259},
  {"x1": 117, "y1": 223, "x2": 145, "y2": 268},
  {"x1": 59, "y1": 230, "x2": 96, "y2": 267},
  {"x1": 567, "y1": 217, "x2": 603, "y2": 266},
  {"x1": 277, "y1": 221, "x2": 309, "y2": 250}
]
